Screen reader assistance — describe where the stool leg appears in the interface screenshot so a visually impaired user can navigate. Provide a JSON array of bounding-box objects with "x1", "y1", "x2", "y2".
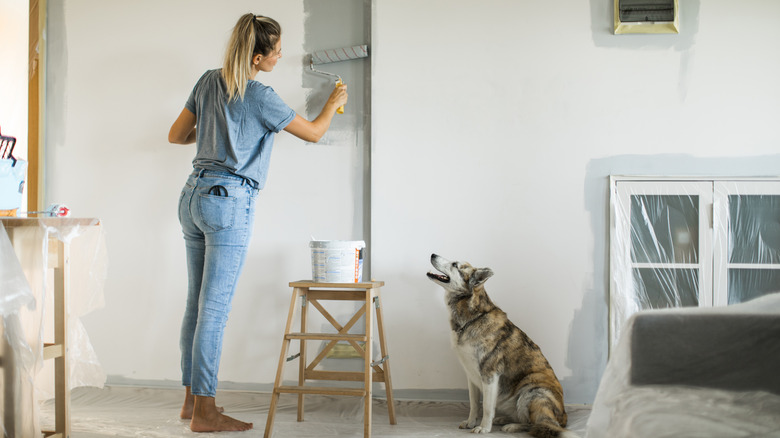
[
  {"x1": 363, "y1": 288, "x2": 373, "y2": 438},
  {"x1": 374, "y1": 290, "x2": 396, "y2": 424},
  {"x1": 298, "y1": 290, "x2": 308, "y2": 422},
  {"x1": 53, "y1": 240, "x2": 71, "y2": 437},
  {"x1": 264, "y1": 287, "x2": 304, "y2": 438}
]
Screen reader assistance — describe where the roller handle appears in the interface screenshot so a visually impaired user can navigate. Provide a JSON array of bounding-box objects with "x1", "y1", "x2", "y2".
[{"x1": 336, "y1": 79, "x2": 345, "y2": 114}]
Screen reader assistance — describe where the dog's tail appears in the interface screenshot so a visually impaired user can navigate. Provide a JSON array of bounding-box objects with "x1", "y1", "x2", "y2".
[
  {"x1": 529, "y1": 421, "x2": 565, "y2": 438},
  {"x1": 528, "y1": 418, "x2": 582, "y2": 438},
  {"x1": 527, "y1": 396, "x2": 574, "y2": 438}
]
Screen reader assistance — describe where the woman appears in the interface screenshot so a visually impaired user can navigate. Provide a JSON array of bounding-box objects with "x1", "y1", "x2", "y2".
[{"x1": 168, "y1": 13, "x2": 347, "y2": 432}]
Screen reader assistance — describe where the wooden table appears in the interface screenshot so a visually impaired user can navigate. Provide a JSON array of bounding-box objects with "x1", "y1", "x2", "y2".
[{"x1": 1, "y1": 217, "x2": 100, "y2": 438}]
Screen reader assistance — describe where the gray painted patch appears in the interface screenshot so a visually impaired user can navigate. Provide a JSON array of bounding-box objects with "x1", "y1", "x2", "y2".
[{"x1": 303, "y1": 0, "x2": 369, "y2": 137}]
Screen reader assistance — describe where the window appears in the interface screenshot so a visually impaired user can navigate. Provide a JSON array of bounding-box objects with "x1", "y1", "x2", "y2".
[{"x1": 609, "y1": 177, "x2": 780, "y2": 350}]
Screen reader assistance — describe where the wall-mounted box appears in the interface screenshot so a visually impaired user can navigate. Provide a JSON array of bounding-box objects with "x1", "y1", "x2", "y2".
[{"x1": 614, "y1": 0, "x2": 679, "y2": 34}]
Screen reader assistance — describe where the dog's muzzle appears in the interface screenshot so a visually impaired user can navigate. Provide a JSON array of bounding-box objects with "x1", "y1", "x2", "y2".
[
  {"x1": 428, "y1": 254, "x2": 452, "y2": 283},
  {"x1": 427, "y1": 271, "x2": 450, "y2": 283}
]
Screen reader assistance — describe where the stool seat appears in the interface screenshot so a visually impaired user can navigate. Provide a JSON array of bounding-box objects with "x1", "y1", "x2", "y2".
[
  {"x1": 264, "y1": 280, "x2": 396, "y2": 438},
  {"x1": 288, "y1": 280, "x2": 385, "y2": 288}
]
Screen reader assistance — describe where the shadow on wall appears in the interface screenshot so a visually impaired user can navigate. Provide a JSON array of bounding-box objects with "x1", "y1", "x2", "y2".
[
  {"x1": 589, "y1": 0, "x2": 701, "y2": 101},
  {"x1": 45, "y1": 0, "x2": 68, "y2": 149},
  {"x1": 561, "y1": 289, "x2": 607, "y2": 404},
  {"x1": 570, "y1": 153, "x2": 780, "y2": 404}
]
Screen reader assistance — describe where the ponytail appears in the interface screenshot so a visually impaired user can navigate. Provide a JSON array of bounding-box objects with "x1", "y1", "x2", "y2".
[{"x1": 222, "y1": 13, "x2": 281, "y2": 101}]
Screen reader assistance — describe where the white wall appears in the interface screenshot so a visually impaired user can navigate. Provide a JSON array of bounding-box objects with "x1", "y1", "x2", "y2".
[
  {"x1": 371, "y1": 0, "x2": 780, "y2": 404},
  {"x1": 0, "y1": 0, "x2": 29, "y2": 214},
  {"x1": 39, "y1": 0, "x2": 780, "y2": 405}
]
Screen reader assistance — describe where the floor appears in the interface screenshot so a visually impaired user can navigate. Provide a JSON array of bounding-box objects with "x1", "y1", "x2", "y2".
[{"x1": 40, "y1": 386, "x2": 591, "y2": 437}]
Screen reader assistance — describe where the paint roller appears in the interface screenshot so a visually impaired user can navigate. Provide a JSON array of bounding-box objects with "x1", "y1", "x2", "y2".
[{"x1": 309, "y1": 44, "x2": 369, "y2": 114}]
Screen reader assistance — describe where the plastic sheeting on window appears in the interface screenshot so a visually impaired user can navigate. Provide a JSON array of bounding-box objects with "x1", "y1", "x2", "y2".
[
  {"x1": 721, "y1": 192, "x2": 780, "y2": 303},
  {"x1": 609, "y1": 178, "x2": 780, "y2": 351},
  {"x1": 1, "y1": 219, "x2": 107, "y2": 438},
  {"x1": 586, "y1": 292, "x2": 780, "y2": 438}
]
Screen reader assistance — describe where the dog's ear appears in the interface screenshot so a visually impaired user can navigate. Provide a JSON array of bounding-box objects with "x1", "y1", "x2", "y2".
[{"x1": 469, "y1": 268, "x2": 494, "y2": 288}]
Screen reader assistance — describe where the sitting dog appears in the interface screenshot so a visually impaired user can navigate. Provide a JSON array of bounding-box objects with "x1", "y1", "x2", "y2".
[{"x1": 427, "y1": 254, "x2": 572, "y2": 438}]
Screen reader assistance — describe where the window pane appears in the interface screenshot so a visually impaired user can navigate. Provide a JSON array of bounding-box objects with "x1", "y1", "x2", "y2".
[
  {"x1": 633, "y1": 268, "x2": 699, "y2": 309},
  {"x1": 728, "y1": 269, "x2": 780, "y2": 304},
  {"x1": 729, "y1": 195, "x2": 780, "y2": 264},
  {"x1": 631, "y1": 195, "x2": 700, "y2": 264}
]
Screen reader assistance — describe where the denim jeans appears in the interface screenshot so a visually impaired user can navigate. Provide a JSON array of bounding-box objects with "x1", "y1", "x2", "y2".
[{"x1": 178, "y1": 169, "x2": 258, "y2": 397}]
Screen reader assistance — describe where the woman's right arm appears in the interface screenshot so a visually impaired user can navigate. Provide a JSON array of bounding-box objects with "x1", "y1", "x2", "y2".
[
  {"x1": 168, "y1": 108, "x2": 197, "y2": 144},
  {"x1": 283, "y1": 83, "x2": 348, "y2": 143}
]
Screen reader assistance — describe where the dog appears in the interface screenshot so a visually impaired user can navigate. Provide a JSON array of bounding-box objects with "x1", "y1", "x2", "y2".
[{"x1": 427, "y1": 254, "x2": 572, "y2": 438}]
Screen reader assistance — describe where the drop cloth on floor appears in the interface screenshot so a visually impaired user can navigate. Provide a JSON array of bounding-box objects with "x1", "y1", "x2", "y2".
[{"x1": 40, "y1": 385, "x2": 591, "y2": 437}]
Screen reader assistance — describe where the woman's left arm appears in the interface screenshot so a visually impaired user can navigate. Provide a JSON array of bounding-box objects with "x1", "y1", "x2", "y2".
[{"x1": 169, "y1": 108, "x2": 197, "y2": 144}]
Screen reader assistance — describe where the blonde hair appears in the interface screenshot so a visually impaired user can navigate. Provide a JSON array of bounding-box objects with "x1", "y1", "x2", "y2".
[{"x1": 222, "y1": 13, "x2": 281, "y2": 101}]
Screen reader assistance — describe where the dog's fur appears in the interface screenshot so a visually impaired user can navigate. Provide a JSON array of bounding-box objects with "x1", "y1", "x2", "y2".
[{"x1": 427, "y1": 254, "x2": 571, "y2": 438}]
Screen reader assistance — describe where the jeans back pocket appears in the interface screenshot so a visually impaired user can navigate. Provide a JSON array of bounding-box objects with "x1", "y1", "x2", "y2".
[{"x1": 198, "y1": 193, "x2": 237, "y2": 232}]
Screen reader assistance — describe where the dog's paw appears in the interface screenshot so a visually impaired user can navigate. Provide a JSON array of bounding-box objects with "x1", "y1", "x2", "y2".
[
  {"x1": 492, "y1": 416, "x2": 511, "y2": 425},
  {"x1": 471, "y1": 425, "x2": 492, "y2": 434},
  {"x1": 501, "y1": 423, "x2": 530, "y2": 433},
  {"x1": 459, "y1": 419, "x2": 477, "y2": 429}
]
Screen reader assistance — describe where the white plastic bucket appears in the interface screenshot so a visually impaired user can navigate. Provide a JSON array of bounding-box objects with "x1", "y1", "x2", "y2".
[{"x1": 310, "y1": 240, "x2": 365, "y2": 283}]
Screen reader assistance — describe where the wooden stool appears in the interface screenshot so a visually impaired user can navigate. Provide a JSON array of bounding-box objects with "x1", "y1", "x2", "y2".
[{"x1": 264, "y1": 281, "x2": 396, "y2": 438}]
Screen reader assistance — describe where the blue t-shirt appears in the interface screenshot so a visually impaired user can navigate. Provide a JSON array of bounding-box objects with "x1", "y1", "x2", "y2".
[{"x1": 185, "y1": 69, "x2": 296, "y2": 189}]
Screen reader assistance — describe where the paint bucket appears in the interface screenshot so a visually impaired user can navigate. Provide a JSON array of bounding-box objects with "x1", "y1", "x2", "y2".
[{"x1": 309, "y1": 240, "x2": 365, "y2": 283}]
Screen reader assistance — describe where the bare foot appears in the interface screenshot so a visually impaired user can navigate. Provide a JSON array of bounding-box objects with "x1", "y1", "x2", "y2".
[
  {"x1": 190, "y1": 395, "x2": 253, "y2": 432},
  {"x1": 181, "y1": 387, "x2": 224, "y2": 420}
]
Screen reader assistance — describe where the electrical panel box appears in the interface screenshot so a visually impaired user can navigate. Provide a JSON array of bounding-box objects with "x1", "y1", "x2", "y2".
[{"x1": 614, "y1": 0, "x2": 679, "y2": 34}]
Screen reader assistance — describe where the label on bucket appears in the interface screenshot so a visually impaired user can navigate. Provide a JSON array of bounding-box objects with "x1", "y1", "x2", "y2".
[{"x1": 310, "y1": 240, "x2": 365, "y2": 283}]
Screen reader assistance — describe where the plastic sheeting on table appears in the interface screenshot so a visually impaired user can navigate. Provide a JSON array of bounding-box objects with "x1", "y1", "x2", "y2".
[
  {"x1": 586, "y1": 292, "x2": 780, "y2": 438},
  {"x1": 1, "y1": 219, "x2": 107, "y2": 438},
  {"x1": 0, "y1": 223, "x2": 36, "y2": 438}
]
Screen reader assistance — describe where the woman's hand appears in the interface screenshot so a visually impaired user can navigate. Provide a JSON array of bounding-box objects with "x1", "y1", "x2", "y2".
[
  {"x1": 283, "y1": 82, "x2": 349, "y2": 143},
  {"x1": 327, "y1": 82, "x2": 348, "y2": 111}
]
